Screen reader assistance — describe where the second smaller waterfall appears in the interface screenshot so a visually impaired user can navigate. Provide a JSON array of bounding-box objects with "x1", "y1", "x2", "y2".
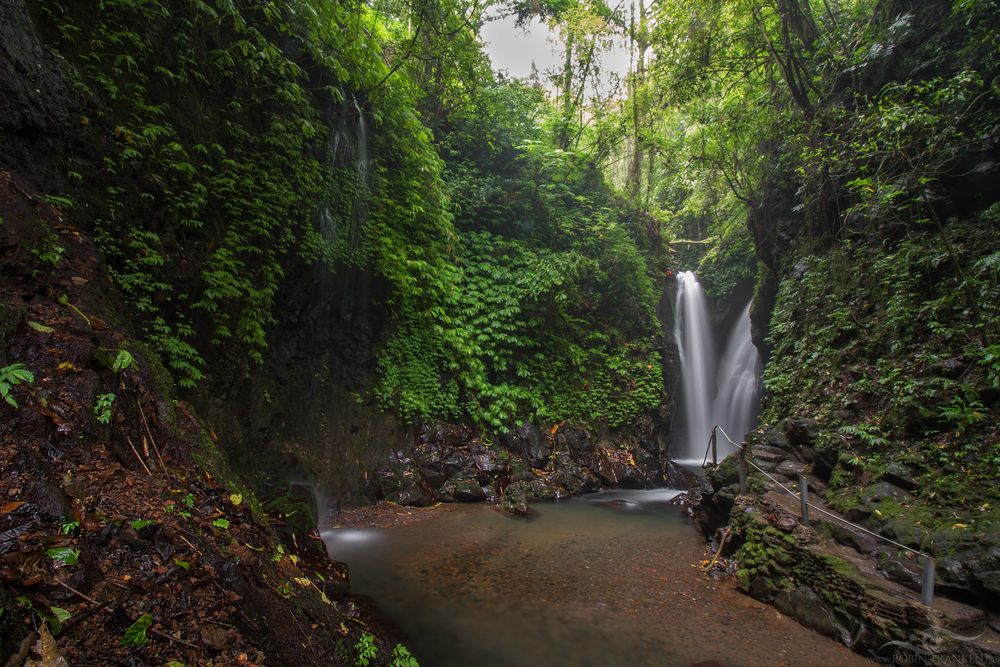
[{"x1": 710, "y1": 303, "x2": 761, "y2": 459}]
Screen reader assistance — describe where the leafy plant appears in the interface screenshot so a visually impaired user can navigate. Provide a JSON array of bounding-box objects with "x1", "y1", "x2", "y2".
[
  {"x1": 839, "y1": 424, "x2": 889, "y2": 449},
  {"x1": 120, "y1": 613, "x2": 153, "y2": 646},
  {"x1": 46, "y1": 547, "x2": 80, "y2": 566},
  {"x1": 390, "y1": 643, "x2": 420, "y2": 667},
  {"x1": 129, "y1": 519, "x2": 154, "y2": 530},
  {"x1": 211, "y1": 518, "x2": 230, "y2": 530},
  {"x1": 354, "y1": 633, "x2": 378, "y2": 667},
  {"x1": 112, "y1": 349, "x2": 136, "y2": 373},
  {"x1": 1, "y1": 363, "x2": 34, "y2": 408},
  {"x1": 60, "y1": 519, "x2": 80, "y2": 534},
  {"x1": 93, "y1": 392, "x2": 115, "y2": 424}
]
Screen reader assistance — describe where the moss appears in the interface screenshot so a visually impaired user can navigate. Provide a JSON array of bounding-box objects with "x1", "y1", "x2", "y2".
[
  {"x1": 0, "y1": 299, "x2": 26, "y2": 362},
  {"x1": 192, "y1": 431, "x2": 268, "y2": 529}
]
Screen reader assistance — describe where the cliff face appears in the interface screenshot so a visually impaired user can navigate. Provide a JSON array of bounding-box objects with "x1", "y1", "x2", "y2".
[{"x1": 690, "y1": 0, "x2": 1000, "y2": 659}]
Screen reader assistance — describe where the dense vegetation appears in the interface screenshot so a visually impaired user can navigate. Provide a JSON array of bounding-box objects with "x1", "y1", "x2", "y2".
[{"x1": 33, "y1": 0, "x2": 665, "y2": 432}]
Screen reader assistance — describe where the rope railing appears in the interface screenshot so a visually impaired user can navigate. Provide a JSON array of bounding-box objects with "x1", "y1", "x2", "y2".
[{"x1": 703, "y1": 425, "x2": 936, "y2": 606}]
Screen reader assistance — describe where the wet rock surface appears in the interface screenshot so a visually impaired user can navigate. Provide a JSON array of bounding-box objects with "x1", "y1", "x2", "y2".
[{"x1": 375, "y1": 420, "x2": 674, "y2": 515}]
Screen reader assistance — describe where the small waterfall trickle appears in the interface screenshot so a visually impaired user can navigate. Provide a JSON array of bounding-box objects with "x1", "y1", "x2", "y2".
[
  {"x1": 349, "y1": 95, "x2": 370, "y2": 251},
  {"x1": 672, "y1": 272, "x2": 761, "y2": 464}
]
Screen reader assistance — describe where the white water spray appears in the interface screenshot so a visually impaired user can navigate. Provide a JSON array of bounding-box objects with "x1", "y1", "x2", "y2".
[
  {"x1": 712, "y1": 302, "x2": 761, "y2": 458},
  {"x1": 672, "y1": 272, "x2": 761, "y2": 464},
  {"x1": 674, "y1": 271, "x2": 716, "y2": 463}
]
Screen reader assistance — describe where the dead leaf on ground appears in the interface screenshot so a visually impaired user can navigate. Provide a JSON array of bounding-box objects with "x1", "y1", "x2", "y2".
[{"x1": 25, "y1": 624, "x2": 69, "y2": 667}]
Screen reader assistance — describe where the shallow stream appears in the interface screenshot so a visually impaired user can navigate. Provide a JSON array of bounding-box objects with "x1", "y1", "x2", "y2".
[{"x1": 324, "y1": 490, "x2": 868, "y2": 667}]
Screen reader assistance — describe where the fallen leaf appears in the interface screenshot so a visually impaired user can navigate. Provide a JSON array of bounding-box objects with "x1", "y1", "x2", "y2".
[
  {"x1": 27, "y1": 321, "x2": 55, "y2": 333},
  {"x1": 25, "y1": 624, "x2": 68, "y2": 667},
  {"x1": 0, "y1": 501, "x2": 25, "y2": 516}
]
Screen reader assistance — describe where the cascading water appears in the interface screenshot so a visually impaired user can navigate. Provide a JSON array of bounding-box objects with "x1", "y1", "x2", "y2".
[
  {"x1": 673, "y1": 271, "x2": 716, "y2": 464},
  {"x1": 711, "y1": 303, "x2": 761, "y2": 459},
  {"x1": 672, "y1": 272, "x2": 761, "y2": 464}
]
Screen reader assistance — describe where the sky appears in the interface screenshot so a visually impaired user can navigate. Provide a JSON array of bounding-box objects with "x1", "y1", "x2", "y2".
[{"x1": 480, "y1": 13, "x2": 631, "y2": 91}]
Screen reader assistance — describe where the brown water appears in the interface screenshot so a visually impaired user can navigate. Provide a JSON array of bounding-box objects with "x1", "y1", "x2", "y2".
[{"x1": 324, "y1": 490, "x2": 870, "y2": 667}]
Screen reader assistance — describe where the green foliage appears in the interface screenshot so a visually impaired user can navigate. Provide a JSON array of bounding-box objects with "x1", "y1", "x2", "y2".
[
  {"x1": 390, "y1": 644, "x2": 420, "y2": 667},
  {"x1": 112, "y1": 349, "x2": 136, "y2": 373},
  {"x1": 34, "y1": 0, "x2": 664, "y2": 433},
  {"x1": 60, "y1": 519, "x2": 80, "y2": 534},
  {"x1": 354, "y1": 632, "x2": 377, "y2": 667},
  {"x1": 120, "y1": 613, "x2": 153, "y2": 646},
  {"x1": 129, "y1": 519, "x2": 154, "y2": 530},
  {"x1": 93, "y1": 392, "x2": 115, "y2": 424},
  {"x1": 45, "y1": 547, "x2": 80, "y2": 566},
  {"x1": 0, "y1": 363, "x2": 34, "y2": 409},
  {"x1": 762, "y1": 218, "x2": 1000, "y2": 523},
  {"x1": 211, "y1": 517, "x2": 230, "y2": 530}
]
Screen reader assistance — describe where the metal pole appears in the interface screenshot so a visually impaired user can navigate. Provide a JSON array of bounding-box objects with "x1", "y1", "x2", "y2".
[
  {"x1": 711, "y1": 426, "x2": 718, "y2": 466},
  {"x1": 921, "y1": 557, "x2": 935, "y2": 607},
  {"x1": 738, "y1": 445, "x2": 747, "y2": 495},
  {"x1": 799, "y1": 475, "x2": 809, "y2": 526}
]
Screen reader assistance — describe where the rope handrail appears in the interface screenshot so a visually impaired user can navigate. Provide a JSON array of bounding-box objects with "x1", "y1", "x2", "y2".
[{"x1": 709, "y1": 425, "x2": 928, "y2": 559}]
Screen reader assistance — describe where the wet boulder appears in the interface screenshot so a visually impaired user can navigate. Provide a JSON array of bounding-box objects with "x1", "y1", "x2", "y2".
[
  {"x1": 773, "y1": 586, "x2": 840, "y2": 640},
  {"x1": 775, "y1": 459, "x2": 808, "y2": 480},
  {"x1": 845, "y1": 481, "x2": 912, "y2": 523},
  {"x1": 783, "y1": 418, "x2": 819, "y2": 449},
  {"x1": 937, "y1": 545, "x2": 1000, "y2": 607},
  {"x1": 555, "y1": 426, "x2": 595, "y2": 468},
  {"x1": 524, "y1": 476, "x2": 564, "y2": 500},
  {"x1": 469, "y1": 444, "x2": 496, "y2": 481},
  {"x1": 22, "y1": 479, "x2": 71, "y2": 519},
  {"x1": 510, "y1": 423, "x2": 550, "y2": 468},
  {"x1": 880, "y1": 462, "x2": 917, "y2": 491},
  {"x1": 664, "y1": 461, "x2": 697, "y2": 490},
  {"x1": 553, "y1": 452, "x2": 599, "y2": 495},
  {"x1": 595, "y1": 451, "x2": 646, "y2": 490},
  {"x1": 376, "y1": 467, "x2": 434, "y2": 507},
  {"x1": 499, "y1": 483, "x2": 529, "y2": 516},
  {"x1": 438, "y1": 476, "x2": 486, "y2": 503}
]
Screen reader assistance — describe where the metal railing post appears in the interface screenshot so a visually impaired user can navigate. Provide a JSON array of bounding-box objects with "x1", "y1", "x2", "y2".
[
  {"x1": 711, "y1": 426, "x2": 718, "y2": 466},
  {"x1": 799, "y1": 475, "x2": 809, "y2": 526},
  {"x1": 921, "y1": 557, "x2": 935, "y2": 607},
  {"x1": 738, "y1": 444, "x2": 747, "y2": 495}
]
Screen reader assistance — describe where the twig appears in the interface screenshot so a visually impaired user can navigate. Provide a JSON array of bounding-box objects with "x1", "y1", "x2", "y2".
[
  {"x1": 124, "y1": 434, "x2": 153, "y2": 476},
  {"x1": 56, "y1": 580, "x2": 100, "y2": 605},
  {"x1": 176, "y1": 532, "x2": 201, "y2": 555},
  {"x1": 701, "y1": 527, "x2": 731, "y2": 572},
  {"x1": 56, "y1": 580, "x2": 198, "y2": 649},
  {"x1": 150, "y1": 627, "x2": 198, "y2": 649},
  {"x1": 137, "y1": 399, "x2": 168, "y2": 476}
]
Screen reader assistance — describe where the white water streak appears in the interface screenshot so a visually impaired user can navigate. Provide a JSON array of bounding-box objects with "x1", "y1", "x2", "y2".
[{"x1": 673, "y1": 272, "x2": 760, "y2": 461}]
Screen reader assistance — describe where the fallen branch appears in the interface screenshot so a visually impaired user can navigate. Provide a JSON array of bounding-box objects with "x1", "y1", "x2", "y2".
[
  {"x1": 124, "y1": 434, "x2": 153, "y2": 476},
  {"x1": 137, "y1": 399, "x2": 168, "y2": 476},
  {"x1": 701, "y1": 527, "x2": 732, "y2": 572},
  {"x1": 56, "y1": 580, "x2": 199, "y2": 649}
]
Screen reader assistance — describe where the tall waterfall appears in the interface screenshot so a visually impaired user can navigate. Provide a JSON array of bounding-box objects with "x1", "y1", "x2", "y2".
[
  {"x1": 673, "y1": 272, "x2": 761, "y2": 464},
  {"x1": 674, "y1": 272, "x2": 716, "y2": 463}
]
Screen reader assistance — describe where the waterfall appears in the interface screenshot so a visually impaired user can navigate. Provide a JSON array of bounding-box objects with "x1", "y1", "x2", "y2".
[
  {"x1": 711, "y1": 302, "x2": 761, "y2": 460},
  {"x1": 353, "y1": 95, "x2": 370, "y2": 191},
  {"x1": 672, "y1": 272, "x2": 761, "y2": 464},
  {"x1": 673, "y1": 271, "x2": 716, "y2": 463}
]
